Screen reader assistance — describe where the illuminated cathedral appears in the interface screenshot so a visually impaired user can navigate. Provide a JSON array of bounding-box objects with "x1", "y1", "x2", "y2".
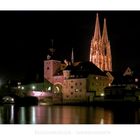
[{"x1": 89, "y1": 13, "x2": 112, "y2": 72}]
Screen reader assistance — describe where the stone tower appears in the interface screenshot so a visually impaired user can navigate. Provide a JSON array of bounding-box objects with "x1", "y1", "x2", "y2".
[{"x1": 89, "y1": 13, "x2": 112, "y2": 71}]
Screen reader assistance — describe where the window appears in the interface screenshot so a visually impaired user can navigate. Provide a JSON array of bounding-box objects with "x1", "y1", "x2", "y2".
[
  {"x1": 96, "y1": 76, "x2": 98, "y2": 80},
  {"x1": 71, "y1": 92, "x2": 73, "y2": 95},
  {"x1": 71, "y1": 86, "x2": 73, "y2": 89},
  {"x1": 75, "y1": 89, "x2": 79, "y2": 92}
]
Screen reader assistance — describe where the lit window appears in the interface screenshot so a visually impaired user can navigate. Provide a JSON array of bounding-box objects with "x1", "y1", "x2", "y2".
[
  {"x1": 17, "y1": 82, "x2": 21, "y2": 85},
  {"x1": 96, "y1": 76, "x2": 98, "y2": 80},
  {"x1": 75, "y1": 89, "x2": 79, "y2": 92},
  {"x1": 71, "y1": 92, "x2": 73, "y2": 95}
]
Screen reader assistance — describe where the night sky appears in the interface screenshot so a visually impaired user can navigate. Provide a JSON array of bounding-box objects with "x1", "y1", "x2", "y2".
[{"x1": 0, "y1": 11, "x2": 140, "y2": 83}]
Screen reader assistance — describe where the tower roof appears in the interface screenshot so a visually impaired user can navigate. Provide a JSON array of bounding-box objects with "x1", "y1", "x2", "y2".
[
  {"x1": 93, "y1": 13, "x2": 101, "y2": 41},
  {"x1": 102, "y1": 18, "x2": 109, "y2": 43}
]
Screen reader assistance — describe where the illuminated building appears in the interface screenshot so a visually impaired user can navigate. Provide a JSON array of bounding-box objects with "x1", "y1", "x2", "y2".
[
  {"x1": 19, "y1": 14, "x2": 113, "y2": 104},
  {"x1": 89, "y1": 13, "x2": 112, "y2": 72},
  {"x1": 44, "y1": 49, "x2": 112, "y2": 103}
]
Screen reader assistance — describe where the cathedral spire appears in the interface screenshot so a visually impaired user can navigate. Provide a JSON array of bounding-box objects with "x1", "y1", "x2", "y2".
[
  {"x1": 102, "y1": 18, "x2": 108, "y2": 43},
  {"x1": 93, "y1": 13, "x2": 101, "y2": 41}
]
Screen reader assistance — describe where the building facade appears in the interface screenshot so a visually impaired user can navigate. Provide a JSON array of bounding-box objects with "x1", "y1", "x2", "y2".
[{"x1": 44, "y1": 58, "x2": 112, "y2": 103}]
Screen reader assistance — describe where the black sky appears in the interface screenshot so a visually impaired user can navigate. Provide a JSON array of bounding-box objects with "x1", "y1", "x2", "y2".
[{"x1": 0, "y1": 11, "x2": 140, "y2": 82}]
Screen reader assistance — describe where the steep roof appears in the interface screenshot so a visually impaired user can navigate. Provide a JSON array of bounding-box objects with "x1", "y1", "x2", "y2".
[{"x1": 62, "y1": 61, "x2": 106, "y2": 78}]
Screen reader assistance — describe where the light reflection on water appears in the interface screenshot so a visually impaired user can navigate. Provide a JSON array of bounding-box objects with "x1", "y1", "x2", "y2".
[{"x1": 0, "y1": 104, "x2": 140, "y2": 124}]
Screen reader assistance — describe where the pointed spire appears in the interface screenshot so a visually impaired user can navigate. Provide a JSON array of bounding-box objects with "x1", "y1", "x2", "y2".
[
  {"x1": 102, "y1": 18, "x2": 109, "y2": 43},
  {"x1": 71, "y1": 48, "x2": 74, "y2": 64},
  {"x1": 93, "y1": 13, "x2": 101, "y2": 41}
]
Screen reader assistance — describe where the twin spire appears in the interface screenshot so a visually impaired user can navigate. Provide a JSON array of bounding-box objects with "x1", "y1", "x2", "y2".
[
  {"x1": 93, "y1": 13, "x2": 109, "y2": 43},
  {"x1": 90, "y1": 13, "x2": 112, "y2": 72}
]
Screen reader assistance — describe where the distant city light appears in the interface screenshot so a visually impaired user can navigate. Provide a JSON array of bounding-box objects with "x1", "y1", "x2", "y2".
[
  {"x1": 100, "y1": 93, "x2": 104, "y2": 97},
  {"x1": 32, "y1": 85, "x2": 36, "y2": 90},
  {"x1": 21, "y1": 86, "x2": 24, "y2": 90},
  {"x1": 135, "y1": 78, "x2": 139, "y2": 82},
  {"x1": 18, "y1": 82, "x2": 21, "y2": 85}
]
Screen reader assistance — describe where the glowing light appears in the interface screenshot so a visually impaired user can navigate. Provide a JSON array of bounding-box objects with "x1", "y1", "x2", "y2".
[
  {"x1": 21, "y1": 86, "x2": 24, "y2": 90},
  {"x1": 48, "y1": 86, "x2": 51, "y2": 91},
  {"x1": 100, "y1": 93, "x2": 104, "y2": 97},
  {"x1": 75, "y1": 89, "x2": 79, "y2": 92},
  {"x1": 30, "y1": 91, "x2": 52, "y2": 97},
  {"x1": 32, "y1": 85, "x2": 36, "y2": 90},
  {"x1": 96, "y1": 76, "x2": 98, "y2": 80},
  {"x1": 135, "y1": 78, "x2": 139, "y2": 82},
  {"x1": 18, "y1": 86, "x2": 21, "y2": 89},
  {"x1": 56, "y1": 86, "x2": 60, "y2": 92},
  {"x1": 108, "y1": 83, "x2": 111, "y2": 86}
]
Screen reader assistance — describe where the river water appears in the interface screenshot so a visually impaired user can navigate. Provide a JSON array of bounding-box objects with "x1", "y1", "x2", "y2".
[{"x1": 0, "y1": 104, "x2": 140, "y2": 124}]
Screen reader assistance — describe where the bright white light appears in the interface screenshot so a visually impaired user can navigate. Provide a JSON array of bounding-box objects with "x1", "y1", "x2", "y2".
[
  {"x1": 21, "y1": 86, "x2": 24, "y2": 90},
  {"x1": 48, "y1": 86, "x2": 51, "y2": 91},
  {"x1": 56, "y1": 86, "x2": 60, "y2": 92},
  {"x1": 96, "y1": 76, "x2": 98, "y2": 80},
  {"x1": 17, "y1": 82, "x2": 21, "y2": 85},
  {"x1": 100, "y1": 93, "x2": 104, "y2": 97},
  {"x1": 32, "y1": 85, "x2": 36, "y2": 90},
  {"x1": 18, "y1": 86, "x2": 21, "y2": 89},
  {"x1": 108, "y1": 83, "x2": 111, "y2": 86},
  {"x1": 135, "y1": 78, "x2": 139, "y2": 82}
]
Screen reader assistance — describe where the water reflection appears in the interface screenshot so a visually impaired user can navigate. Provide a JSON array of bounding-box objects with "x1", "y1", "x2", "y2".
[
  {"x1": 0, "y1": 104, "x2": 14, "y2": 124},
  {"x1": 0, "y1": 105, "x2": 140, "y2": 124}
]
